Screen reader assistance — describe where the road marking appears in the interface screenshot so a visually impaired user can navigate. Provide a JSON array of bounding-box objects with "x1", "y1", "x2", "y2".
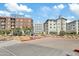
[{"x1": 1, "y1": 48, "x2": 16, "y2": 56}]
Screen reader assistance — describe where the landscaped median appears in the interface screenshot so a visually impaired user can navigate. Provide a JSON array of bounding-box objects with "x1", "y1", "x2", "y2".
[
  {"x1": 11, "y1": 35, "x2": 44, "y2": 42},
  {"x1": 0, "y1": 35, "x2": 45, "y2": 42},
  {"x1": 51, "y1": 35, "x2": 79, "y2": 40},
  {"x1": 0, "y1": 35, "x2": 13, "y2": 41},
  {"x1": 0, "y1": 35, "x2": 79, "y2": 41}
]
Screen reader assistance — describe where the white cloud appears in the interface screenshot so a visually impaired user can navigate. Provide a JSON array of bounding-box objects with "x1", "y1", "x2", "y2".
[
  {"x1": 19, "y1": 12, "x2": 24, "y2": 15},
  {"x1": 0, "y1": 10, "x2": 10, "y2": 16},
  {"x1": 70, "y1": 16, "x2": 75, "y2": 18},
  {"x1": 69, "y1": 3, "x2": 79, "y2": 15},
  {"x1": 66, "y1": 16, "x2": 75, "y2": 23},
  {"x1": 40, "y1": 5, "x2": 63, "y2": 18},
  {"x1": 53, "y1": 5, "x2": 57, "y2": 9},
  {"x1": 67, "y1": 20, "x2": 71, "y2": 23},
  {"x1": 40, "y1": 6, "x2": 51, "y2": 17},
  {"x1": 53, "y1": 4, "x2": 65, "y2": 10},
  {"x1": 5, "y1": 3, "x2": 32, "y2": 12},
  {"x1": 41, "y1": 6, "x2": 51, "y2": 11},
  {"x1": 25, "y1": 14, "x2": 31, "y2": 17},
  {"x1": 67, "y1": 16, "x2": 75, "y2": 19}
]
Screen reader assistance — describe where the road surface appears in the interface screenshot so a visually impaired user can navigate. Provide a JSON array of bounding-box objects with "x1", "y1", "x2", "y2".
[{"x1": 0, "y1": 37, "x2": 79, "y2": 56}]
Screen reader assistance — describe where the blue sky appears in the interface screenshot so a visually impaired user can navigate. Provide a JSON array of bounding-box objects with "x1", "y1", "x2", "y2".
[{"x1": 0, "y1": 3, "x2": 79, "y2": 23}]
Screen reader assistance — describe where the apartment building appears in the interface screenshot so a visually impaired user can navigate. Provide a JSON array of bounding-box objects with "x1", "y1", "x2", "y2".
[
  {"x1": 44, "y1": 19, "x2": 57, "y2": 34},
  {"x1": 0, "y1": 16, "x2": 33, "y2": 30},
  {"x1": 67, "y1": 20, "x2": 79, "y2": 34},
  {"x1": 44, "y1": 16, "x2": 67, "y2": 35},
  {"x1": 33, "y1": 24, "x2": 44, "y2": 34},
  {"x1": 0, "y1": 16, "x2": 15, "y2": 30},
  {"x1": 16, "y1": 18, "x2": 33, "y2": 29},
  {"x1": 56, "y1": 16, "x2": 67, "y2": 35}
]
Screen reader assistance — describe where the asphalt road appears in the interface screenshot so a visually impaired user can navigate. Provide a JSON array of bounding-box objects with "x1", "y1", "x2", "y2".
[
  {"x1": 0, "y1": 37, "x2": 79, "y2": 56},
  {"x1": 0, "y1": 43, "x2": 70, "y2": 56},
  {"x1": 25, "y1": 37, "x2": 79, "y2": 50}
]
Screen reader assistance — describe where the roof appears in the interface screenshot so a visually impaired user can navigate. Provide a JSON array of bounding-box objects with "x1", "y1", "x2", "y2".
[
  {"x1": 0, "y1": 16, "x2": 32, "y2": 20},
  {"x1": 44, "y1": 19, "x2": 56, "y2": 24}
]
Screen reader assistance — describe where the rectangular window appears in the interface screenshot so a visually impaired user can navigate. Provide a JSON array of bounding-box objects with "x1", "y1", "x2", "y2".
[{"x1": 50, "y1": 27, "x2": 52, "y2": 28}]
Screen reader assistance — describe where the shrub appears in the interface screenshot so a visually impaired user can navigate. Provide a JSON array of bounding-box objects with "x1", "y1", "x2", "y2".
[
  {"x1": 5, "y1": 30, "x2": 11, "y2": 35},
  {"x1": 50, "y1": 32, "x2": 57, "y2": 35},
  {"x1": 0, "y1": 30, "x2": 6, "y2": 35},
  {"x1": 66, "y1": 32, "x2": 76, "y2": 35},
  {"x1": 13, "y1": 29, "x2": 22, "y2": 36},
  {"x1": 59, "y1": 31, "x2": 65, "y2": 36}
]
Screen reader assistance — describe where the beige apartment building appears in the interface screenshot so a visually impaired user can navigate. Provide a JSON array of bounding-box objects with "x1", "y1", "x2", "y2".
[
  {"x1": 44, "y1": 19, "x2": 57, "y2": 34},
  {"x1": 56, "y1": 16, "x2": 67, "y2": 35},
  {"x1": 67, "y1": 20, "x2": 79, "y2": 34},
  {"x1": 44, "y1": 16, "x2": 67, "y2": 35}
]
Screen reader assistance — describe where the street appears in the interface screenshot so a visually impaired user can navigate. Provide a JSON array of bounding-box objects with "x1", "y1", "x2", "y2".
[{"x1": 0, "y1": 36, "x2": 79, "y2": 56}]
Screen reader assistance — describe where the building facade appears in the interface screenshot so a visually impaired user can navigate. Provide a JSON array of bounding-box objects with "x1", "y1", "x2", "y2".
[
  {"x1": 16, "y1": 18, "x2": 33, "y2": 29},
  {"x1": 44, "y1": 19, "x2": 57, "y2": 34},
  {"x1": 67, "y1": 20, "x2": 79, "y2": 34},
  {"x1": 0, "y1": 16, "x2": 33, "y2": 30},
  {"x1": 56, "y1": 16, "x2": 67, "y2": 35},
  {"x1": 33, "y1": 24, "x2": 44, "y2": 34},
  {"x1": 44, "y1": 16, "x2": 67, "y2": 35}
]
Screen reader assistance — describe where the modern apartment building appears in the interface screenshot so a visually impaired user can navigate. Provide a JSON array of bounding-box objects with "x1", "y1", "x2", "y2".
[
  {"x1": 33, "y1": 24, "x2": 44, "y2": 34},
  {"x1": 44, "y1": 19, "x2": 57, "y2": 34},
  {"x1": 0, "y1": 16, "x2": 33, "y2": 30},
  {"x1": 44, "y1": 16, "x2": 67, "y2": 35},
  {"x1": 67, "y1": 20, "x2": 79, "y2": 34},
  {"x1": 56, "y1": 16, "x2": 67, "y2": 35}
]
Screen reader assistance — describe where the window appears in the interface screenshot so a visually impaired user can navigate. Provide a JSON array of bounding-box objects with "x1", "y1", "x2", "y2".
[
  {"x1": 73, "y1": 28, "x2": 75, "y2": 29},
  {"x1": 54, "y1": 27, "x2": 55, "y2": 28},
  {"x1": 1, "y1": 26, "x2": 5, "y2": 29},
  {"x1": 50, "y1": 24, "x2": 52, "y2": 25},
  {"x1": 50, "y1": 27, "x2": 52, "y2": 28}
]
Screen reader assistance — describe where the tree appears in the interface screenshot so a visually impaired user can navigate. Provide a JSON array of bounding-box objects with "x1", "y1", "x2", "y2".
[{"x1": 13, "y1": 28, "x2": 22, "y2": 36}]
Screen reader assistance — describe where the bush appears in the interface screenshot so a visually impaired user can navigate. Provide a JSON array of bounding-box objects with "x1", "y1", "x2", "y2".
[
  {"x1": 5, "y1": 30, "x2": 11, "y2": 35},
  {"x1": 13, "y1": 28, "x2": 31, "y2": 36},
  {"x1": 23, "y1": 28, "x2": 32, "y2": 35},
  {"x1": 0, "y1": 30, "x2": 6, "y2": 35},
  {"x1": 0, "y1": 30, "x2": 11, "y2": 35},
  {"x1": 66, "y1": 32, "x2": 76, "y2": 35},
  {"x1": 59, "y1": 31, "x2": 65, "y2": 36},
  {"x1": 13, "y1": 29, "x2": 22, "y2": 36},
  {"x1": 70, "y1": 32, "x2": 76, "y2": 35},
  {"x1": 50, "y1": 32, "x2": 57, "y2": 35}
]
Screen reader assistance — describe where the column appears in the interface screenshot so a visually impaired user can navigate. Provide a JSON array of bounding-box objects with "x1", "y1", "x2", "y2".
[{"x1": 76, "y1": 20, "x2": 78, "y2": 34}]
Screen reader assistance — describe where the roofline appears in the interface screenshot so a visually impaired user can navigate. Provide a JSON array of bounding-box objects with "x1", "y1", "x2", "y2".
[
  {"x1": 44, "y1": 19, "x2": 56, "y2": 23},
  {"x1": 0, "y1": 16, "x2": 32, "y2": 20},
  {"x1": 67, "y1": 20, "x2": 77, "y2": 24}
]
